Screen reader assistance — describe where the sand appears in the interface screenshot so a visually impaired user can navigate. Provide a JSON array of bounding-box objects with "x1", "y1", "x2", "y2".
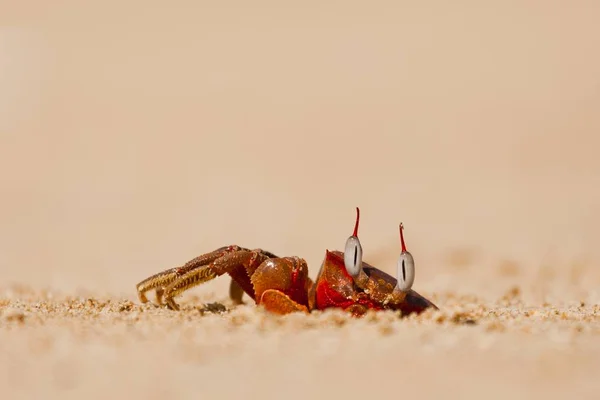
[
  {"x1": 2, "y1": 1, "x2": 600, "y2": 399},
  {"x1": 1, "y1": 286, "x2": 600, "y2": 399}
]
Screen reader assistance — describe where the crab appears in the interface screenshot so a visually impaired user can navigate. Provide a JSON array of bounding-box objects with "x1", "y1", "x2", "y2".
[{"x1": 135, "y1": 208, "x2": 438, "y2": 316}]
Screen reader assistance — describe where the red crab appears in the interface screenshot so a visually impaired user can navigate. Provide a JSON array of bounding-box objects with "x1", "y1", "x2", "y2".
[{"x1": 136, "y1": 208, "x2": 437, "y2": 316}]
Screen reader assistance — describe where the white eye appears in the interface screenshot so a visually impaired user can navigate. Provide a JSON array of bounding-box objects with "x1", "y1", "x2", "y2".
[
  {"x1": 344, "y1": 236, "x2": 363, "y2": 277},
  {"x1": 396, "y1": 252, "x2": 415, "y2": 291}
]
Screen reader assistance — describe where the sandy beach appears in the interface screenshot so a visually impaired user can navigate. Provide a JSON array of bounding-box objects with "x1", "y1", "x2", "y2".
[
  {"x1": 1, "y1": 287, "x2": 600, "y2": 399},
  {"x1": 2, "y1": 1, "x2": 600, "y2": 399}
]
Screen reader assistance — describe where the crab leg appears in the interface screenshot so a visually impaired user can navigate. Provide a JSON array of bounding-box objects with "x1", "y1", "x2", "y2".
[
  {"x1": 136, "y1": 244, "x2": 312, "y2": 313},
  {"x1": 229, "y1": 280, "x2": 245, "y2": 304},
  {"x1": 161, "y1": 248, "x2": 271, "y2": 310},
  {"x1": 136, "y1": 246, "x2": 233, "y2": 304}
]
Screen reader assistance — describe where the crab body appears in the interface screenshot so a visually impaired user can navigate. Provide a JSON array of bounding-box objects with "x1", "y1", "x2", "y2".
[
  {"x1": 136, "y1": 207, "x2": 437, "y2": 316},
  {"x1": 313, "y1": 250, "x2": 437, "y2": 316},
  {"x1": 136, "y1": 245, "x2": 437, "y2": 317}
]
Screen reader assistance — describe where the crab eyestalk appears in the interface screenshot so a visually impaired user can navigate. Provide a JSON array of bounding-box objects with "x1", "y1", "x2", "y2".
[
  {"x1": 343, "y1": 207, "x2": 370, "y2": 288},
  {"x1": 387, "y1": 223, "x2": 416, "y2": 304}
]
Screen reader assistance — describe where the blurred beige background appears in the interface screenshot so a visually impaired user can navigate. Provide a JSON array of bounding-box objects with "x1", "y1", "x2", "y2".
[{"x1": 2, "y1": 1, "x2": 600, "y2": 302}]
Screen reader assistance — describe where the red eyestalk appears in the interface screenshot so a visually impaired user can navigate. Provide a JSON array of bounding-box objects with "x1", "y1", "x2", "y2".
[
  {"x1": 399, "y1": 222, "x2": 407, "y2": 252},
  {"x1": 352, "y1": 207, "x2": 360, "y2": 237}
]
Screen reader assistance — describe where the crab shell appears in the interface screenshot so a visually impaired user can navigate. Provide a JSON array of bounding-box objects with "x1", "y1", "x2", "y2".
[{"x1": 309, "y1": 250, "x2": 438, "y2": 316}]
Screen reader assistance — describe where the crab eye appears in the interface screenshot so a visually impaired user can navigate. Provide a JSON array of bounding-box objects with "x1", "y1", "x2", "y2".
[
  {"x1": 396, "y1": 251, "x2": 415, "y2": 291},
  {"x1": 344, "y1": 235, "x2": 363, "y2": 277}
]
